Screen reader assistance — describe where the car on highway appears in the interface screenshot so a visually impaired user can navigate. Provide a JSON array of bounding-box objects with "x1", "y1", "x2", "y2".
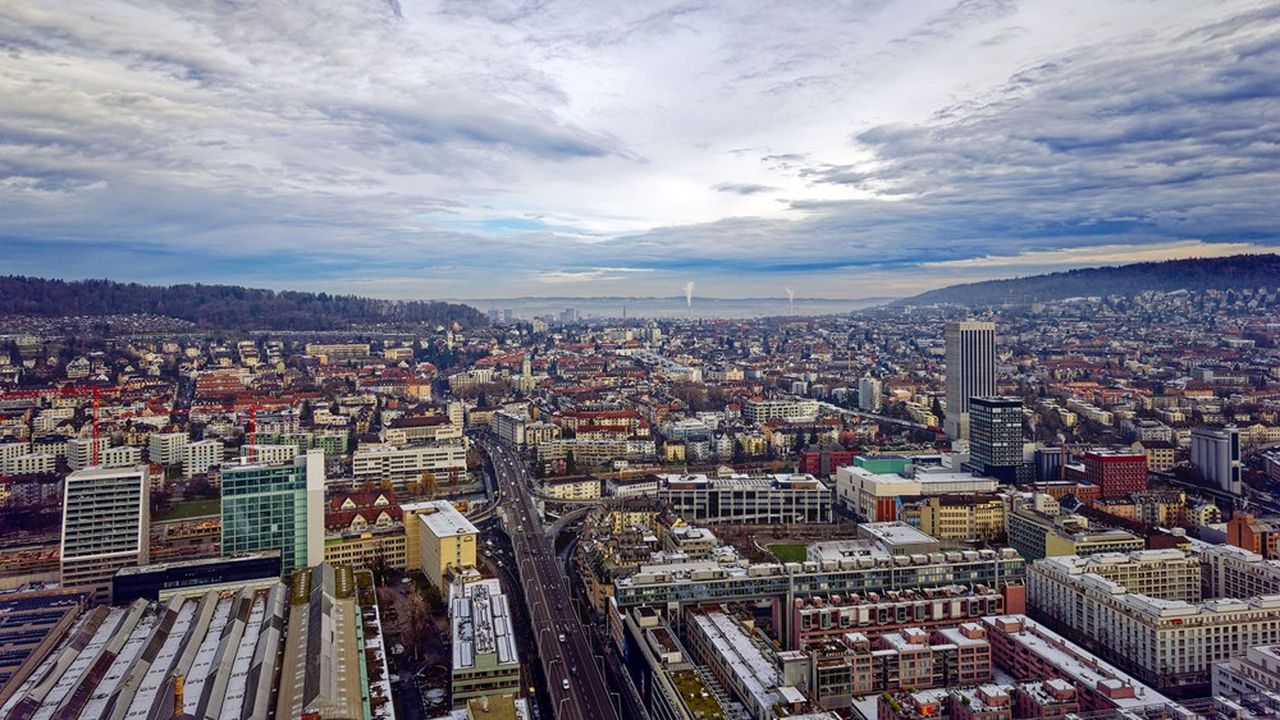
[
  {"x1": 562, "y1": 679, "x2": 570, "y2": 691},
  {"x1": 558, "y1": 633, "x2": 565, "y2": 642}
]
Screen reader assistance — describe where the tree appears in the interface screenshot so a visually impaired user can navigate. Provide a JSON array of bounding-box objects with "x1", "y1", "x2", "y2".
[
  {"x1": 401, "y1": 593, "x2": 430, "y2": 661},
  {"x1": 565, "y1": 450, "x2": 578, "y2": 475}
]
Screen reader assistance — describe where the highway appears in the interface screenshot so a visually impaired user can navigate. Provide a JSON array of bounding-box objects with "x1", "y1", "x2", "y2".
[{"x1": 474, "y1": 432, "x2": 621, "y2": 720}]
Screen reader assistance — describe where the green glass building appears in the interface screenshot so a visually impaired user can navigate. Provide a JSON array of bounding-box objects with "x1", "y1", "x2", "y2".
[{"x1": 221, "y1": 448, "x2": 325, "y2": 574}]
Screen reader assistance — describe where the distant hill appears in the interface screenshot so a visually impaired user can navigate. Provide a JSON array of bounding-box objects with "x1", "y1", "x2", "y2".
[
  {"x1": 899, "y1": 253, "x2": 1280, "y2": 307},
  {"x1": 0, "y1": 276, "x2": 485, "y2": 331}
]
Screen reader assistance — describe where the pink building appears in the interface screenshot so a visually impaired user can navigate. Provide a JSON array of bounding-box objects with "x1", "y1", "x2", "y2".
[{"x1": 790, "y1": 584, "x2": 1011, "y2": 650}]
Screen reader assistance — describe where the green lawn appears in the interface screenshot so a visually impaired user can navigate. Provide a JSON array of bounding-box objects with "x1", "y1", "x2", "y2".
[
  {"x1": 159, "y1": 498, "x2": 221, "y2": 520},
  {"x1": 768, "y1": 543, "x2": 808, "y2": 563}
]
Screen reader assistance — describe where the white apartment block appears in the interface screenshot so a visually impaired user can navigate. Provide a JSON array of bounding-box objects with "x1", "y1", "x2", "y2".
[
  {"x1": 1029, "y1": 550, "x2": 1202, "y2": 603},
  {"x1": 0, "y1": 442, "x2": 30, "y2": 462},
  {"x1": 742, "y1": 398, "x2": 820, "y2": 425},
  {"x1": 1200, "y1": 543, "x2": 1280, "y2": 599},
  {"x1": 148, "y1": 431, "x2": 188, "y2": 465},
  {"x1": 66, "y1": 437, "x2": 110, "y2": 471},
  {"x1": 239, "y1": 444, "x2": 296, "y2": 467},
  {"x1": 1028, "y1": 556, "x2": 1280, "y2": 689},
  {"x1": 352, "y1": 442, "x2": 468, "y2": 488},
  {"x1": 183, "y1": 439, "x2": 224, "y2": 477},
  {"x1": 536, "y1": 438, "x2": 656, "y2": 466},
  {"x1": 61, "y1": 465, "x2": 149, "y2": 604},
  {"x1": 99, "y1": 445, "x2": 143, "y2": 469},
  {"x1": 0, "y1": 453, "x2": 56, "y2": 475}
]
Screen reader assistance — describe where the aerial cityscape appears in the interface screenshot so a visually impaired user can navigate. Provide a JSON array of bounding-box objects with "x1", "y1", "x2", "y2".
[{"x1": 2, "y1": 2, "x2": 1280, "y2": 720}]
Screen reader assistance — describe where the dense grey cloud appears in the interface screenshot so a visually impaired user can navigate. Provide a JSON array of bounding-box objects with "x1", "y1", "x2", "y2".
[{"x1": 0, "y1": 0, "x2": 1277, "y2": 298}]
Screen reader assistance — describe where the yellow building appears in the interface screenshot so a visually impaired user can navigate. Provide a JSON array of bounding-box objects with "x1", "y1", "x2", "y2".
[
  {"x1": 919, "y1": 495, "x2": 1007, "y2": 542},
  {"x1": 324, "y1": 530, "x2": 407, "y2": 571},
  {"x1": 409, "y1": 500, "x2": 478, "y2": 589},
  {"x1": 663, "y1": 442, "x2": 686, "y2": 463},
  {"x1": 1132, "y1": 440, "x2": 1177, "y2": 472},
  {"x1": 541, "y1": 475, "x2": 601, "y2": 500},
  {"x1": 735, "y1": 434, "x2": 768, "y2": 457}
]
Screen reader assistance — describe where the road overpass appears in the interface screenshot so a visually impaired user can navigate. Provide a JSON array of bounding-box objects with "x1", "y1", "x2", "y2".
[{"x1": 474, "y1": 433, "x2": 621, "y2": 720}]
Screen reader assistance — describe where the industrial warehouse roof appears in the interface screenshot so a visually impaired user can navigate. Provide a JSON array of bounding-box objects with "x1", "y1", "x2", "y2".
[{"x1": 0, "y1": 583, "x2": 286, "y2": 720}]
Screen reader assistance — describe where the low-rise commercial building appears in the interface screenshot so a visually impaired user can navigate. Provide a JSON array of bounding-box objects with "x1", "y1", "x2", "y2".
[
  {"x1": 450, "y1": 579, "x2": 521, "y2": 708},
  {"x1": 657, "y1": 472, "x2": 832, "y2": 525},
  {"x1": 685, "y1": 609, "x2": 811, "y2": 720},
  {"x1": 835, "y1": 465, "x2": 997, "y2": 522},
  {"x1": 1007, "y1": 500, "x2": 1144, "y2": 561}
]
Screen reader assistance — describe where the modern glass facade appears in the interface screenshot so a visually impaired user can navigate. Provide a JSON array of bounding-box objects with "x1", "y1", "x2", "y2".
[{"x1": 221, "y1": 450, "x2": 323, "y2": 574}]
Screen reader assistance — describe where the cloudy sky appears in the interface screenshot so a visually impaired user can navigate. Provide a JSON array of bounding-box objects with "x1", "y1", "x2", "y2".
[{"x1": 2, "y1": 1, "x2": 1278, "y2": 300}]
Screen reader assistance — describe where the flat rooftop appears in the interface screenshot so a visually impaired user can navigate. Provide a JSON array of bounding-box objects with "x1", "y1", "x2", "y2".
[{"x1": 412, "y1": 500, "x2": 479, "y2": 538}]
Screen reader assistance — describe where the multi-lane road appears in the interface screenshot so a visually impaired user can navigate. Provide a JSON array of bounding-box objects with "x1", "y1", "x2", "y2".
[{"x1": 475, "y1": 432, "x2": 621, "y2": 720}]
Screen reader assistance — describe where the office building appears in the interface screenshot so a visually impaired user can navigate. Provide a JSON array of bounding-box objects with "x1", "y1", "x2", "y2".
[
  {"x1": 656, "y1": 473, "x2": 832, "y2": 525},
  {"x1": 1028, "y1": 549, "x2": 1202, "y2": 605},
  {"x1": 450, "y1": 578, "x2": 521, "y2": 708},
  {"x1": 60, "y1": 464, "x2": 150, "y2": 604},
  {"x1": 220, "y1": 449, "x2": 324, "y2": 574},
  {"x1": 919, "y1": 494, "x2": 1007, "y2": 543},
  {"x1": 1026, "y1": 560, "x2": 1280, "y2": 690},
  {"x1": 1007, "y1": 501, "x2": 1144, "y2": 561},
  {"x1": 859, "y1": 377, "x2": 883, "y2": 413},
  {"x1": 969, "y1": 396, "x2": 1024, "y2": 482},
  {"x1": 944, "y1": 321, "x2": 996, "y2": 441},
  {"x1": 1083, "y1": 450, "x2": 1148, "y2": 498},
  {"x1": 1199, "y1": 543, "x2": 1280, "y2": 599},
  {"x1": 1191, "y1": 426, "x2": 1242, "y2": 495},
  {"x1": 1213, "y1": 645, "x2": 1280, "y2": 698},
  {"x1": 413, "y1": 500, "x2": 478, "y2": 589},
  {"x1": 835, "y1": 464, "x2": 997, "y2": 521}
]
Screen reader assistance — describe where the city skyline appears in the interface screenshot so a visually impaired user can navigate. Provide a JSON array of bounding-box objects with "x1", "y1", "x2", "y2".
[{"x1": 2, "y1": 1, "x2": 1278, "y2": 298}]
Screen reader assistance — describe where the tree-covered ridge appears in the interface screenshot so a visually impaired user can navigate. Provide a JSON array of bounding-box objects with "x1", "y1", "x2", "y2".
[
  {"x1": 0, "y1": 276, "x2": 486, "y2": 331},
  {"x1": 900, "y1": 253, "x2": 1280, "y2": 307}
]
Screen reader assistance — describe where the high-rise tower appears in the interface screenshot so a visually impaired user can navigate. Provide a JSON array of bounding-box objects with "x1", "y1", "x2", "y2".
[{"x1": 944, "y1": 320, "x2": 996, "y2": 441}]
